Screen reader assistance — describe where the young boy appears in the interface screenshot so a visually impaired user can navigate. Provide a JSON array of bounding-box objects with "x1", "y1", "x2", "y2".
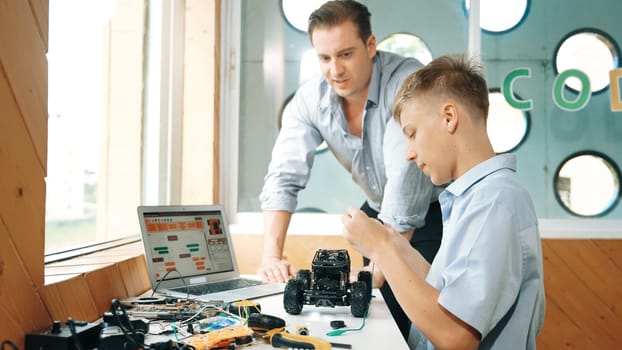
[{"x1": 342, "y1": 54, "x2": 545, "y2": 349}]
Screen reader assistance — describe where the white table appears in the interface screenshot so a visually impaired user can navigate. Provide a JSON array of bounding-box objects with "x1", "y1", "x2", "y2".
[
  {"x1": 142, "y1": 288, "x2": 409, "y2": 349},
  {"x1": 247, "y1": 289, "x2": 410, "y2": 349}
]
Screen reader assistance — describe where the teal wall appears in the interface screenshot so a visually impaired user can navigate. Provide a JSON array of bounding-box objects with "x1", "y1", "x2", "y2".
[
  {"x1": 237, "y1": 0, "x2": 622, "y2": 220},
  {"x1": 479, "y1": 0, "x2": 622, "y2": 218}
]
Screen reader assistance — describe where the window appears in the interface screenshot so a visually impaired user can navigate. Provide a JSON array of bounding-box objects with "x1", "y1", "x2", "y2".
[
  {"x1": 45, "y1": 0, "x2": 216, "y2": 255},
  {"x1": 554, "y1": 152, "x2": 621, "y2": 217},
  {"x1": 377, "y1": 33, "x2": 433, "y2": 65},
  {"x1": 46, "y1": 0, "x2": 145, "y2": 253},
  {"x1": 281, "y1": 0, "x2": 328, "y2": 33},
  {"x1": 554, "y1": 29, "x2": 620, "y2": 93},
  {"x1": 486, "y1": 89, "x2": 529, "y2": 153},
  {"x1": 464, "y1": 0, "x2": 529, "y2": 33}
]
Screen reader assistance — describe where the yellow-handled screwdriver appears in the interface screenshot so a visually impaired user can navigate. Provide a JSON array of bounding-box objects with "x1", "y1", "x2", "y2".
[{"x1": 270, "y1": 332, "x2": 352, "y2": 349}]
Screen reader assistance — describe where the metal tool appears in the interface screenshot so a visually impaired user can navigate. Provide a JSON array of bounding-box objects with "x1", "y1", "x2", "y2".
[{"x1": 270, "y1": 332, "x2": 352, "y2": 349}]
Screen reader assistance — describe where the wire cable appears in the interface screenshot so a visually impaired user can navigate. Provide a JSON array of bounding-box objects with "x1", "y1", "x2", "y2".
[
  {"x1": 110, "y1": 299, "x2": 150, "y2": 349},
  {"x1": 151, "y1": 269, "x2": 190, "y2": 301},
  {"x1": 0, "y1": 340, "x2": 19, "y2": 350},
  {"x1": 326, "y1": 262, "x2": 374, "y2": 336},
  {"x1": 65, "y1": 318, "x2": 86, "y2": 350}
]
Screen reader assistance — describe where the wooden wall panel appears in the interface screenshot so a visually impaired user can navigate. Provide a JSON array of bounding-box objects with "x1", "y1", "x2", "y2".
[
  {"x1": 594, "y1": 239, "x2": 622, "y2": 265},
  {"x1": 0, "y1": 70, "x2": 47, "y2": 288},
  {"x1": 538, "y1": 240, "x2": 622, "y2": 349},
  {"x1": 0, "y1": 0, "x2": 48, "y2": 172},
  {"x1": 0, "y1": 221, "x2": 50, "y2": 344},
  {"x1": 85, "y1": 265, "x2": 129, "y2": 316},
  {"x1": 537, "y1": 296, "x2": 599, "y2": 349},
  {"x1": 27, "y1": 0, "x2": 49, "y2": 50},
  {"x1": 117, "y1": 255, "x2": 151, "y2": 297},
  {"x1": 551, "y1": 240, "x2": 622, "y2": 314},
  {"x1": 0, "y1": 4, "x2": 47, "y2": 289},
  {"x1": 39, "y1": 276, "x2": 100, "y2": 322},
  {"x1": 231, "y1": 234, "x2": 364, "y2": 275}
]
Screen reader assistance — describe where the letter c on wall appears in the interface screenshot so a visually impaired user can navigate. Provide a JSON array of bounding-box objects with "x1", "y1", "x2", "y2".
[{"x1": 502, "y1": 68, "x2": 533, "y2": 111}]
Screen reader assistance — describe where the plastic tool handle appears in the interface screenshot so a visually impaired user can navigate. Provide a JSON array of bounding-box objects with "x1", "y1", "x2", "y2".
[{"x1": 270, "y1": 332, "x2": 331, "y2": 350}]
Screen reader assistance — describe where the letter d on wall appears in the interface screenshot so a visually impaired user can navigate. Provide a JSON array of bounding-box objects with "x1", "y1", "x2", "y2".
[{"x1": 610, "y1": 68, "x2": 622, "y2": 112}]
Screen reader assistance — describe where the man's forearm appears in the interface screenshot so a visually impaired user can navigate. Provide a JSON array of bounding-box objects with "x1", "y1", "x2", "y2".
[{"x1": 262, "y1": 210, "x2": 292, "y2": 260}]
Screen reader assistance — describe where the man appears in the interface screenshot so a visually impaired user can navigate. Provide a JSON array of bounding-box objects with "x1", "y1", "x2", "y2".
[
  {"x1": 258, "y1": 0, "x2": 443, "y2": 340},
  {"x1": 342, "y1": 54, "x2": 545, "y2": 349}
]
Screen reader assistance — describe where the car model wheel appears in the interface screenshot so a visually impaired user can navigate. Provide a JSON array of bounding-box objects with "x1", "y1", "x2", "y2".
[
  {"x1": 350, "y1": 281, "x2": 369, "y2": 317},
  {"x1": 357, "y1": 270, "x2": 372, "y2": 302},
  {"x1": 283, "y1": 279, "x2": 304, "y2": 314},
  {"x1": 297, "y1": 269, "x2": 311, "y2": 290}
]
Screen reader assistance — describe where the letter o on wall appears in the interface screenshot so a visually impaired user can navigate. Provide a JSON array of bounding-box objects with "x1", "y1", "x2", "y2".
[{"x1": 552, "y1": 69, "x2": 591, "y2": 111}]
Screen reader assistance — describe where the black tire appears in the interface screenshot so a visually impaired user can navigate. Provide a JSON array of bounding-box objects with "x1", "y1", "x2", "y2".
[
  {"x1": 357, "y1": 270, "x2": 372, "y2": 302},
  {"x1": 350, "y1": 281, "x2": 369, "y2": 317},
  {"x1": 283, "y1": 279, "x2": 304, "y2": 314},
  {"x1": 297, "y1": 269, "x2": 311, "y2": 290}
]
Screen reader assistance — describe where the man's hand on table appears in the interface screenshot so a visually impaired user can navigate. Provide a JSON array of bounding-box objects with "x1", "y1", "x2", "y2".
[{"x1": 257, "y1": 256, "x2": 296, "y2": 283}]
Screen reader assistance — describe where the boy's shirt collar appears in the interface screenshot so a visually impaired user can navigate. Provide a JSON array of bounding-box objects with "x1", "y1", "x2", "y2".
[{"x1": 445, "y1": 154, "x2": 517, "y2": 197}]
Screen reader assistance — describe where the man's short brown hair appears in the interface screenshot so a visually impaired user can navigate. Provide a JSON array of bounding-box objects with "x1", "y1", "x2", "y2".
[{"x1": 308, "y1": 0, "x2": 372, "y2": 44}]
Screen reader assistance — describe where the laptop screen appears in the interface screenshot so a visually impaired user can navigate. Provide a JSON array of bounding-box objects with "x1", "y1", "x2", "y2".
[{"x1": 141, "y1": 209, "x2": 236, "y2": 282}]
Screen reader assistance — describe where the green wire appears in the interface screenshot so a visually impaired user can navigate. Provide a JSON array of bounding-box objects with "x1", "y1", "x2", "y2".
[
  {"x1": 326, "y1": 263, "x2": 374, "y2": 336},
  {"x1": 171, "y1": 324, "x2": 179, "y2": 341}
]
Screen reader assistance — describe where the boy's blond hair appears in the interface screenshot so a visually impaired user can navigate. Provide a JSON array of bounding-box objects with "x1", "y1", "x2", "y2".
[{"x1": 392, "y1": 54, "x2": 490, "y2": 122}]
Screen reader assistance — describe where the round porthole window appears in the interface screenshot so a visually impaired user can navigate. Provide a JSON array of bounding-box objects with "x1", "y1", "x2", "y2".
[
  {"x1": 554, "y1": 29, "x2": 619, "y2": 93},
  {"x1": 281, "y1": 0, "x2": 328, "y2": 33},
  {"x1": 486, "y1": 90, "x2": 529, "y2": 153},
  {"x1": 377, "y1": 33, "x2": 433, "y2": 65},
  {"x1": 464, "y1": 0, "x2": 529, "y2": 33},
  {"x1": 554, "y1": 152, "x2": 621, "y2": 217}
]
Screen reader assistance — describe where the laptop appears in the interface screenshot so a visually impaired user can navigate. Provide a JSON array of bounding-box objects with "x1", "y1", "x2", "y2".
[{"x1": 137, "y1": 204, "x2": 284, "y2": 303}]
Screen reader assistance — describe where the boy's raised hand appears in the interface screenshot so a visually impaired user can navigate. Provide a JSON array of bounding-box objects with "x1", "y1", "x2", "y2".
[{"x1": 341, "y1": 206, "x2": 390, "y2": 260}]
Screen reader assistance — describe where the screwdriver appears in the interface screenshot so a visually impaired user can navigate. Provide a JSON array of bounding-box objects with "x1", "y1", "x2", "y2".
[{"x1": 270, "y1": 332, "x2": 352, "y2": 349}]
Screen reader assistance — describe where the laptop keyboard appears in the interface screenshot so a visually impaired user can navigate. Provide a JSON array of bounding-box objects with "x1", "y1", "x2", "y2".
[{"x1": 174, "y1": 278, "x2": 263, "y2": 295}]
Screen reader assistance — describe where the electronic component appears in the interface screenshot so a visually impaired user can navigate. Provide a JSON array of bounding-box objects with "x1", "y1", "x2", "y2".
[
  {"x1": 185, "y1": 325, "x2": 253, "y2": 349},
  {"x1": 330, "y1": 320, "x2": 347, "y2": 329},
  {"x1": 228, "y1": 300, "x2": 261, "y2": 317},
  {"x1": 246, "y1": 313, "x2": 286, "y2": 332},
  {"x1": 296, "y1": 324, "x2": 309, "y2": 335},
  {"x1": 25, "y1": 318, "x2": 102, "y2": 350}
]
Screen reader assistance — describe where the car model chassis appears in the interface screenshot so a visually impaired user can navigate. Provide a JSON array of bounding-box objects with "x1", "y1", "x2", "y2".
[{"x1": 283, "y1": 249, "x2": 372, "y2": 317}]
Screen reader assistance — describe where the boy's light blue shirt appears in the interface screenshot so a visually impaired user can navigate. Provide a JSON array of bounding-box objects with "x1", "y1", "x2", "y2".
[
  {"x1": 409, "y1": 154, "x2": 545, "y2": 349},
  {"x1": 260, "y1": 51, "x2": 441, "y2": 232}
]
